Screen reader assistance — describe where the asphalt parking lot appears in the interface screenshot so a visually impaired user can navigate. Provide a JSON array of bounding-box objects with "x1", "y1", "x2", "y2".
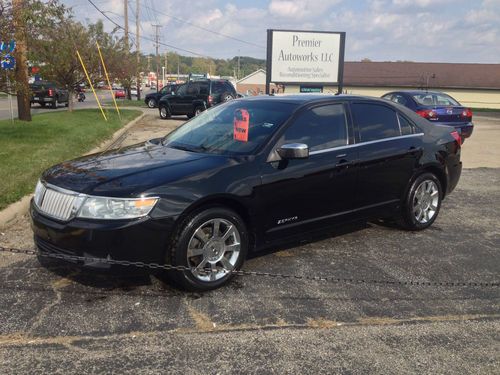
[{"x1": 0, "y1": 111, "x2": 499, "y2": 374}]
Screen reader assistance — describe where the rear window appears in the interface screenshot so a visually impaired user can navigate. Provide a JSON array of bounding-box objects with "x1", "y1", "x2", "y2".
[{"x1": 412, "y1": 93, "x2": 460, "y2": 107}]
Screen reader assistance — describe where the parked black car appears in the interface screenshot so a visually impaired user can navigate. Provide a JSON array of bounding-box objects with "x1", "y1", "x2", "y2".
[
  {"x1": 30, "y1": 81, "x2": 69, "y2": 109},
  {"x1": 382, "y1": 90, "x2": 473, "y2": 142},
  {"x1": 31, "y1": 95, "x2": 462, "y2": 291},
  {"x1": 158, "y1": 79, "x2": 237, "y2": 119},
  {"x1": 144, "y1": 84, "x2": 178, "y2": 108}
]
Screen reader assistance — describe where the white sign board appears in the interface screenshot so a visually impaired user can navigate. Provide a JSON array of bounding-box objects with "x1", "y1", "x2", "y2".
[{"x1": 268, "y1": 30, "x2": 345, "y2": 85}]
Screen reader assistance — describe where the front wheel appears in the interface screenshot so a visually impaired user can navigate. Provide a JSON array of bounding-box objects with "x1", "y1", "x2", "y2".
[
  {"x1": 166, "y1": 207, "x2": 248, "y2": 291},
  {"x1": 159, "y1": 105, "x2": 171, "y2": 119},
  {"x1": 399, "y1": 173, "x2": 442, "y2": 230},
  {"x1": 147, "y1": 98, "x2": 156, "y2": 108}
]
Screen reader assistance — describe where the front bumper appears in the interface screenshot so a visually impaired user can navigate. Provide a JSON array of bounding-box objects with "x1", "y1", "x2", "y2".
[{"x1": 30, "y1": 200, "x2": 175, "y2": 268}]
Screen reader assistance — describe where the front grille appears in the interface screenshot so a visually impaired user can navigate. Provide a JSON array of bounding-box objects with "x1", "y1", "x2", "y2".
[{"x1": 38, "y1": 186, "x2": 78, "y2": 221}]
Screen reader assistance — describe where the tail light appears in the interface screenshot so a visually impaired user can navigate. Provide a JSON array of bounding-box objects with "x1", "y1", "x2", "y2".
[
  {"x1": 461, "y1": 108, "x2": 472, "y2": 119},
  {"x1": 416, "y1": 109, "x2": 436, "y2": 119},
  {"x1": 48, "y1": 88, "x2": 54, "y2": 97},
  {"x1": 450, "y1": 130, "x2": 462, "y2": 147},
  {"x1": 208, "y1": 95, "x2": 213, "y2": 105}
]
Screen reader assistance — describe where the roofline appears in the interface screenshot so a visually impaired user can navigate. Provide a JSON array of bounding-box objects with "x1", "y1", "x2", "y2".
[{"x1": 236, "y1": 69, "x2": 266, "y2": 84}]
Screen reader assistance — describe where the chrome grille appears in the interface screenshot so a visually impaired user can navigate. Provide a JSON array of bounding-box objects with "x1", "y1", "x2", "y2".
[{"x1": 39, "y1": 187, "x2": 77, "y2": 221}]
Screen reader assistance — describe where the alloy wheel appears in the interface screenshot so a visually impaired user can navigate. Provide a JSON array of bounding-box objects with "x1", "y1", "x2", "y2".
[
  {"x1": 148, "y1": 99, "x2": 156, "y2": 108},
  {"x1": 186, "y1": 218, "x2": 241, "y2": 282},
  {"x1": 413, "y1": 180, "x2": 439, "y2": 224}
]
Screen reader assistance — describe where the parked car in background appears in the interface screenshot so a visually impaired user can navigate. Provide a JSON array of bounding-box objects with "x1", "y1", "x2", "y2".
[
  {"x1": 382, "y1": 90, "x2": 473, "y2": 142},
  {"x1": 158, "y1": 79, "x2": 237, "y2": 119},
  {"x1": 131, "y1": 87, "x2": 142, "y2": 96},
  {"x1": 144, "y1": 84, "x2": 178, "y2": 108},
  {"x1": 112, "y1": 88, "x2": 126, "y2": 99},
  {"x1": 31, "y1": 95, "x2": 462, "y2": 291},
  {"x1": 30, "y1": 81, "x2": 69, "y2": 109}
]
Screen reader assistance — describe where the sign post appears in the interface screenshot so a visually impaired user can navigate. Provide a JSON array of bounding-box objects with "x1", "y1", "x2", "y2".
[
  {"x1": 266, "y1": 29, "x2": 346, "y2": 95},
  {"x1": 1, "y1": 40, "x2": 17, "y2": 123}
]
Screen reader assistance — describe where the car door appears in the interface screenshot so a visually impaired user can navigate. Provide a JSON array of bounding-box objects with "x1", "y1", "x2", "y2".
[
  {"x1": 258, "y1": 103, "x2": 358, "y2": 240},
  {"x1": 168, "y1": 83, "x2": 187, "y2": 114},
  {"x1": 350, "y1": 101, "x2": 423, "y2": 209}
]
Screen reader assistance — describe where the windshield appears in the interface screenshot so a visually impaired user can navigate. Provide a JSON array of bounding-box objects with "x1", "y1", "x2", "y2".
[{"x1": 162, "y1": 100, "x2": 297, "y2": 155}]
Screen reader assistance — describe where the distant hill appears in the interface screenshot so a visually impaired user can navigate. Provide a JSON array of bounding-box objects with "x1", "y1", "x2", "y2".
[{"x1": 147, "y1": 53, "x2": 266, "y2": 78}]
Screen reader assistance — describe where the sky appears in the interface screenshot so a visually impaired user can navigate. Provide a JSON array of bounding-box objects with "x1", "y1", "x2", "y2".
[{"x1": 66, "y1": 0, "x2": 500, "y2": 63}]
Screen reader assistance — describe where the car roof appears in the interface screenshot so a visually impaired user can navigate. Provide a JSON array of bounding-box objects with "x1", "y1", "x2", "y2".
[
  {"x1": 386, "y1": 90, "x2": 450, "y2": 96},
  {"x1": 236, "y1": 94, "x2": 385, "y2": 105}
]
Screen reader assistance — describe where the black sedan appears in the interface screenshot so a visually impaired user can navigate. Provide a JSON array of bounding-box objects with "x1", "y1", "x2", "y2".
[
  {"x1": 30, "y1": 95, "x2": 462, "y2": 291},
  {"x1": 382, "y1": 90, "x2": 474, "y2": 141}
]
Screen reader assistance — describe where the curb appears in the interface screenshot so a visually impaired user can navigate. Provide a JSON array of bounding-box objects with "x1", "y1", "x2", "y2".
[{"x1": 0, "y1": 111, "x2": 146, "y2": 230}]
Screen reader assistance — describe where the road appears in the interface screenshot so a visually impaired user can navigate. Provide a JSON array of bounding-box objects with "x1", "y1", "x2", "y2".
[
  {"x1": 0, "y1": 113, "x2": 498, "y2": 374},
  {"x1": 0, "y1": 89, "x2": 149, "y2": 121}
]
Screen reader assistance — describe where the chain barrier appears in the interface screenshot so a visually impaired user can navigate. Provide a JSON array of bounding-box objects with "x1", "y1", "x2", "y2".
[{"x1": 0, "y1": 245, "x2": 499, "y2": 288}]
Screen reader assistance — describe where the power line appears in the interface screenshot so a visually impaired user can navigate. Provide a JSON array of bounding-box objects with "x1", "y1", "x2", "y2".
[
  {"x1": 140, "y1": 2, "x2": 265, "y2": 49},
  {"x1": 87, "y1": 0, "x2": 208, "y2": 57}
]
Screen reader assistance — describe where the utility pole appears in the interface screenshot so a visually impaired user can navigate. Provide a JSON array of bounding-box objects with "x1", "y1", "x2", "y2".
[
  {"x1": 164, "y1": 51, "x2": 167, "y2": 86},
  {"x1": 237, "y1": 50, "x2": 241, "y2": 80},
  {"x1": 152, "y1": 24, "x2": 161, "y2": 92},
  {"x1": 136, "y1": 0, "x2": 141, "y2": 100},
  {"x1": 12, "y1": 0, "x2": 31, "y2": 121},
  {"x1": 124, "y1": 0, "x2": 129, "y2": 50}
]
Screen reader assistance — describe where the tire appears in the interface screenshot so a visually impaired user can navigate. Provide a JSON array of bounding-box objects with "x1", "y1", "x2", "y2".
[
  {"x1": 191, "y1": 106, "x2": 204, "y2": 118},
  {"x1": 165, "y1": 207, "x2": 248, "y2": 291},
  {"x1": 64, "y1": 102, "x2": 69, "y2": 107},
  {"x1": 51, "y1": 99, "x2": 57, "y2": 109},
  {"x1": 40, "y1": 102, "x2": 45, "y2": 108},
  {"x1": 159, "y1": 105, "x2": 171, "y2": 119},
  {"x1": 147, "y1": 98, "x2": 156, "y2": 108},
  {"x1": 221, "y1": 92, "x2": 234, "y2": 102},
  {"x1": 399, "y1": 172, "x2": 442, "y2": 231}
]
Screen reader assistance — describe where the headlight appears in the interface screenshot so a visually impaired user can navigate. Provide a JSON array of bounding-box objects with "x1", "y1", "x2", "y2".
[
  {"x1": 77, "y1": 196, "x2": 158, "y2": 220},
  {"x1": 34, "y1": 180, "x2": 46, "y2": 207}
]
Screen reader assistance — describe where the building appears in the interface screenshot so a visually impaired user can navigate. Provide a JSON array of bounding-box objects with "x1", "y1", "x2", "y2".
[
  {"x1": 243, "y1": 62, "x2": 500, "y2": 108},
  {"x1": 236, "y1": 69, "x2": 277, "y2": 96}
]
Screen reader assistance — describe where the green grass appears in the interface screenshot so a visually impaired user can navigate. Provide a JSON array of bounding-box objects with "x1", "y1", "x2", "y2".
[
  {"x1": 105, "y1": 99, "x2": 146, "y2": 108},
  {"x1": 0, "y1": 108, "x2": 141, "y2": 211}
]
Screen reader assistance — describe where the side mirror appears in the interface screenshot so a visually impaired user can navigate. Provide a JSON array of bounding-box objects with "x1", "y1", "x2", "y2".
[{"x1": 277, "y1": 143, "x2": 309, "y2": 160}]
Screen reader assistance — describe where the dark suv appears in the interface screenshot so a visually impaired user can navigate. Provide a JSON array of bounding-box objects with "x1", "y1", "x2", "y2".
[{"x1": 158, "y1": 79, "x2": 237, "y2": 119}]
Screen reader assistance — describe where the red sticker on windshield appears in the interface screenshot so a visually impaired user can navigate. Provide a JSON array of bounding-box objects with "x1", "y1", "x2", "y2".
[{"x1": 234, "y1": 109, "x2": 249, "y2": 142}]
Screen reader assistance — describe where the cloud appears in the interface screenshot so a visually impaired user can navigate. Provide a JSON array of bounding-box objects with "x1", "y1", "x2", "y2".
[{"x1": 268, "y1": 0, "x2": 343, "y2": 19}]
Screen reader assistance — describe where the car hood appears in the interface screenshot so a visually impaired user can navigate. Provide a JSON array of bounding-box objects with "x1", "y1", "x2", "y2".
[{"x1": 42, "y1": 141, "x2": 225, "y2": 197}]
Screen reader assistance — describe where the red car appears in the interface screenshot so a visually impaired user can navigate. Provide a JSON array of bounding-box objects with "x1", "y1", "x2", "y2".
[{"x1": 113, "y1": 88, "x2": 126, "y2": 99}]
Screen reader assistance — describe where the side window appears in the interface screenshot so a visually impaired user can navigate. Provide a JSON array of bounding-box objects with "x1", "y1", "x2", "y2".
[
  {"x1": 352, "y1": 103, "x2": 400, "y2": 142},
  {"x1": 398, "y1": 113, "x2": 415, "y2": 135},
  {"x1": 199, "y1": 83, "x2": 209, "y2": 95},
  {"x1": 281, "y1": 104, "x2": 348, "y2": 152},
  {"x1": 392, "y1": 94, "x2": 408, "y2": 105},
  {"x1": 212, "y1": 81, "x2": 226, "y2": 94},
  {"x1": 176, "y1": 84, "x2": 187, "y2": 96},
  {"x1": 186, "y1": 83, "x2": 200, "y2": 95}
]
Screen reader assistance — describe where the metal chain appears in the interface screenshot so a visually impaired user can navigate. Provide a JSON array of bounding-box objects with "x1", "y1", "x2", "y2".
[{"x1": 0, "y1": 245, "x2": 498, "y2": 288}]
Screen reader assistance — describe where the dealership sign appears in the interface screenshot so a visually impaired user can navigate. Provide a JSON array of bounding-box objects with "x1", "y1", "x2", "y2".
[{"x1": 266, "y1": 29, "x2": 345, "y2": 93}]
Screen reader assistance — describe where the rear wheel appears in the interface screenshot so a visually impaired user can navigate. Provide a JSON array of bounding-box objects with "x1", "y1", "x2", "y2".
[
  {"x1": 159, "y1": 105, "x2": 171, "y2": 119},
  {"x1": 399, "y1": 173, "x2": 442, "y2": 230},
  {"x1": 166, "y1": 207, "x2": 248, "y2": 291}
]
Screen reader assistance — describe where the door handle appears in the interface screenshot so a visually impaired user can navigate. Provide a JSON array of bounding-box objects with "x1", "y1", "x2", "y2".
[
  {"x1": 336, "y1": 159, "x2": 351, "y2": 167},
  {"x1": 336, "y1": 153, "x2": 347, "y2": 158},
  {"x1": 406, "y1": 146, "x2": 422, "y2": 155}
]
